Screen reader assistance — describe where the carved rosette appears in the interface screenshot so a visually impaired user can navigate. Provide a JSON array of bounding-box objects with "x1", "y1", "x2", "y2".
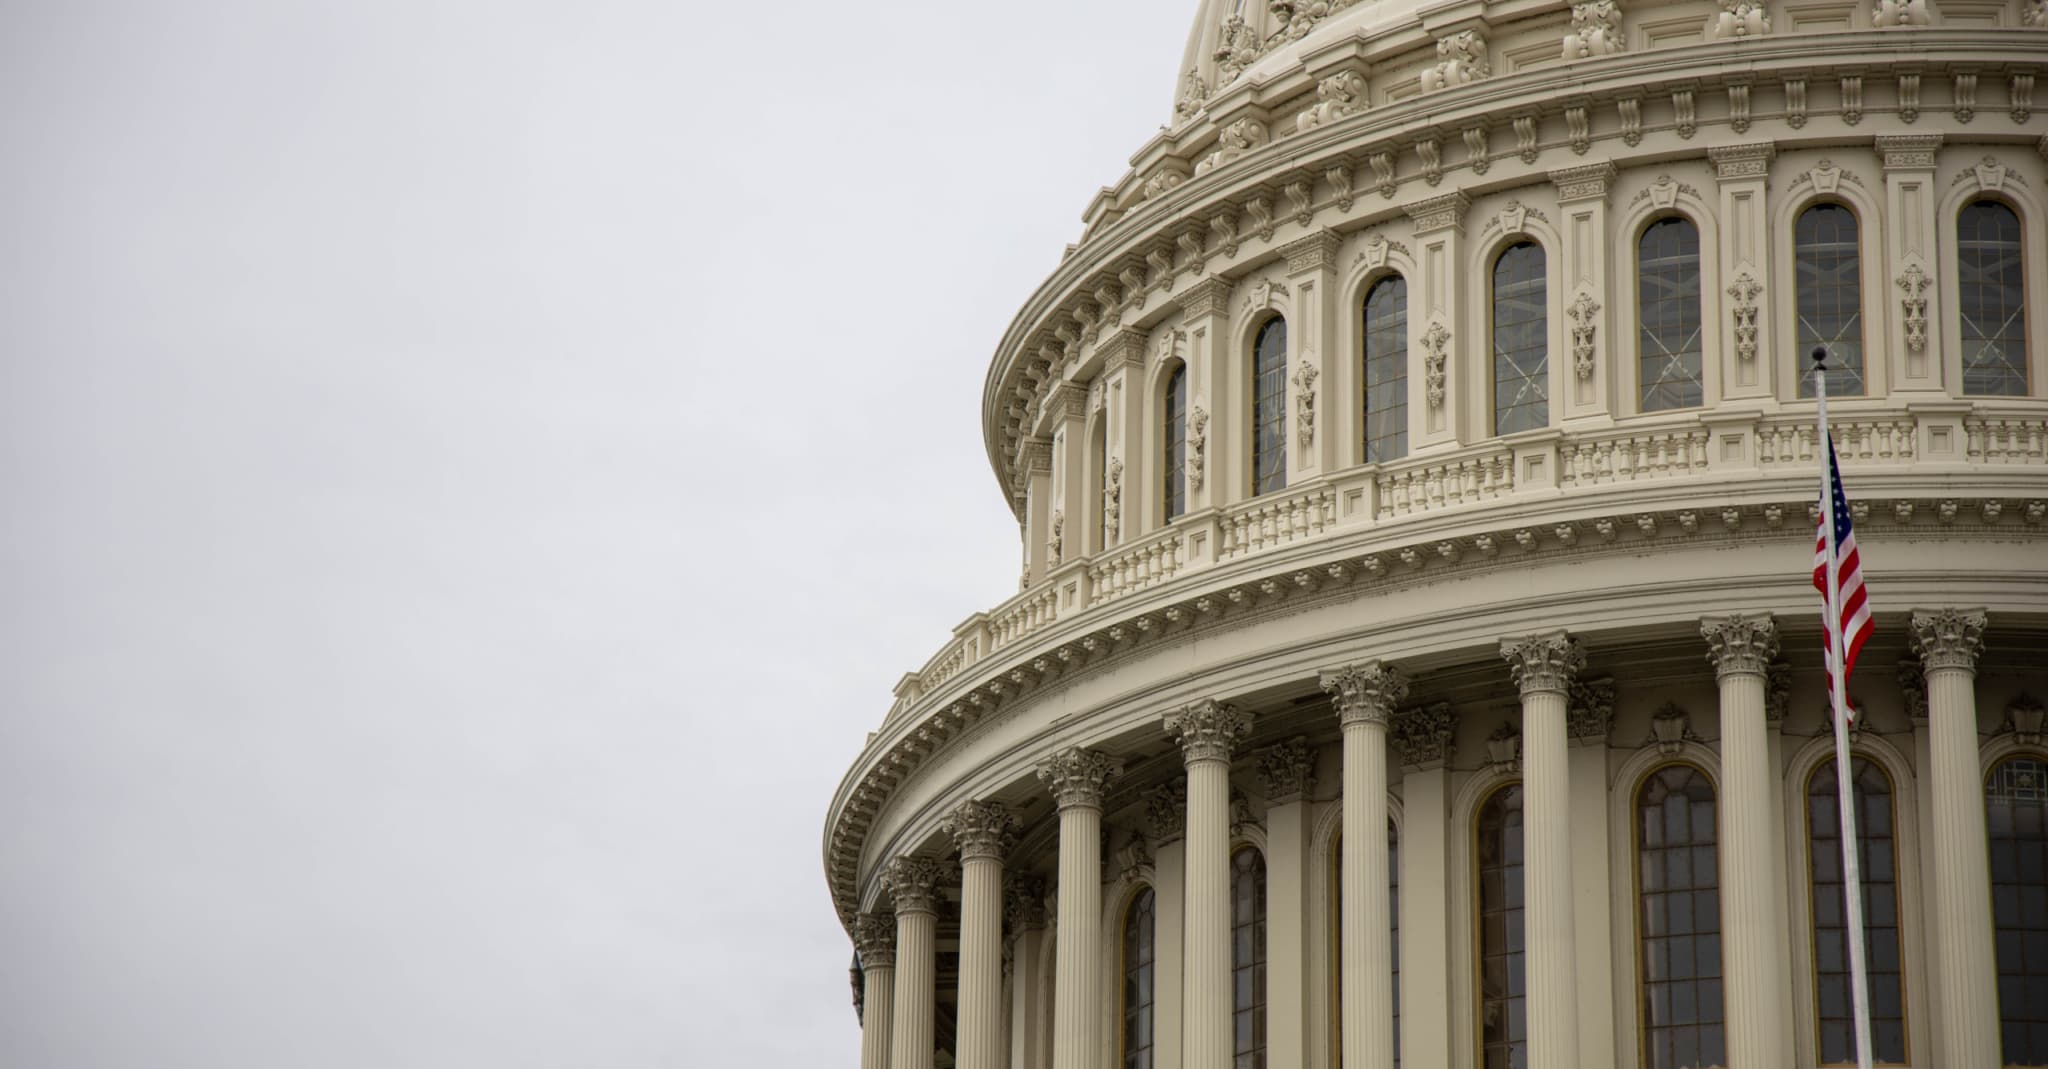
[
  {"x1": 1321, "y1": 662, "x2": 1410, "y2": 728},
  {"x1": 884, "y1": 856, "x2": 948, "y2": 916},
  {"x1": 943, "y1": 799, "x2": 1017, "y2": 862},
  {"x1": 1567, "y1": 676, "x2": 1617, "y2": 743},
  {"x1": 1702, "y1": 614, "x2": 1780, "y2": 679},
  {"x1": 1004, "y1": 873, "x2": 1049, "y2": 932},
  {"x1": 855, "y1": 910, "x2": 898, "y2": 968},
  {"x1": 1165, "y1": 699, "x2": 1253, "y2": 764},
  {"x1": 1255, "y1": 737, "x2": 1317, "y2": 803},
  {"x1": 1501, "y1": 632, "x2": 1586, "y2": 696},
  {"x1": 1391, "y1": 701, "x2": 1456, "y2": 768},
  {"x1": 1909, "y1": 608, "x2": 1987, "y2": 672},
  {"x1": 1144, "y1": 780, "x2": 1188, "y2": 844},
  {"x1": 1035, "y1": 747, "x2": 1122, "y2": 810}
]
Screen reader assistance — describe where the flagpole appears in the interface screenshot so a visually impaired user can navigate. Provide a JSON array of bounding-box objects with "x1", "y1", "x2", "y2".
[{"x1": 1814, "y1": 346, "x2": 1876, "y2": 1069}]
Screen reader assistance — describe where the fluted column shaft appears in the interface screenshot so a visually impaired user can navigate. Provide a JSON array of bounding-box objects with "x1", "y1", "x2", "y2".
[
  {"x1": 1503, "y1": 633, "x2": 1584, "y2": 1069},
  {"x1": 1703, "y1": 615, "x2": 1788, "y2": 1069},
  {"x1": 1167, "y1": 700, "x2": 1252, "y2": 1069},
  {"x1": 886, "y1": 858, "x2": 945, "y2": 1069},
  {"x1": 947, "y1": 801, "x2": 1016, "y2": 1069},
  {"x1": 1914, "y1": 609, "x2": 2000, "y2": 1069},
  {"x1": 857, "y1": 913, "x2": 897, "y2": 1069},
  {"x1": 1323, "y1": 664, "x2": 1407, "y2": 1069},
  {"x1": 1038, "y1": 748, "x2": 1120, "y2": 1069}
]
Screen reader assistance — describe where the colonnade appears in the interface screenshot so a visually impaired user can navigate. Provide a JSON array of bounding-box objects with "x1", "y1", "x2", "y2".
[{"x1": 854, "y1": 609, "x2": 1997, "y2": 1069}]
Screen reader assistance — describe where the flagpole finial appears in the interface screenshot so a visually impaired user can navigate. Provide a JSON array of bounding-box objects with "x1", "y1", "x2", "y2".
[{"x1": 1811, "y1": 345, "x2": 1830, "y2": 371}]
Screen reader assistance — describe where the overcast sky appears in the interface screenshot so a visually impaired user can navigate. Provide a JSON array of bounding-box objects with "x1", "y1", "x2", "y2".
[{"x1": 0, "y1": 2, "x2": 1187, "y2": 1065}]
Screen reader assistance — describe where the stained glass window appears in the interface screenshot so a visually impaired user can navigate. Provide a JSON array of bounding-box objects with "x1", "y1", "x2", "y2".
[
  {"x1": 1637, "y1": 764, "x2": 1724, "y2": 1069},
  {"x1": 1364, "y1": 276, "x2": 1409, "y2": 462},
  {"x1": 1796, "y1": 204, "x2": 1865, "y2": 397},
  {"x1": 1958, "y1": 200, "x2": 2029, "y2": 396},
  {"x1": 1252, "y1": 318, "x2": 1288, "y2": 495},
  {"x1": 1492, "y1": 243, "x2": 1548, "y2": 435},
  {"x1": 1478, "y1": 784, "x2": 1526, "y2": 1069},
  {"x1": 1638, "y1": 218, "x2": 1705, "y2": 411}
]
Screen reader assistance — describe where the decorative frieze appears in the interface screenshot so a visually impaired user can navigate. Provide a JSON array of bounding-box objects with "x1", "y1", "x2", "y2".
[
  {"x1": 1873, "y1": 0, "x2": 1932, "y2": 26},
  {"x1": 1551, "y1": 161, "x2": 1617, "y2": 203},
  {"x1": 1283, "y1": 229, "x2": 1344, "y2": 273},
  {"x1": 1909, "y1": 608, "x2": 1987, "y2": 672},
  {"x1": 1035, "y1": 747, "x2": 1122, "y2": 809},
  {"x1": 1728, "y1": 273, "x2": 1763, "y2": 363},
  {"x1": 944, "y1": 800, "x2": 1018, "y2": 861},
  {"x1": 1174, "y1": 276, "x2": 1232, "y2": 319},
  {"x1": 1502, "y1": 632, "x2": 1586, "y2": 696},
  {"x1": 1143, "y1": 161, "x2": 1190, "y2": 201},
  {"x1": 1422, "y1": 321, "x2": 1451, "y2": 409},
  {"x1": 1566, "y1": 1, "x2": 1626, "y2": 59},
  {"x1": 1321, "y1": 661, "x2": 1410, "y2": 727},
  {"x1": 1255, "y1": 737, "x2": 1317, "y2": 803},
  {"x1": 1568, "y1": 290, "x2": 1601, "y2": 380},
  {"x1": 1292, "y1": 359, "x2": 1319, "y2": 447},
  {"x1": 1391, "y1": 702, "x2": 1456, "y2": 769},
  {"x1": 1188, "y1": 405, "x2": 1209, "y2": 490},
  {"x1": 1421, "y1": 30, "x2": 1490, "y2": 92},
  {"x1": 1195, "y1": 118, "x2": 1271, "y2": 176},
  {"x1": 1702, "y1": 614, "x2": 1779, "y2": 678},
  {"x1": 1707, "y1": 142, "x2": 1774, "y2": 180},
  {"x1": 1406, "y1": 191, "x2": 1469, "y2": 234},
  {"x1": 1165, "y1": 698, "x2": 1253, "y2": 763},
  {"x1": 1877, "y1": 133, "x2": 1942, "y2": 170},
  {"x1": 1898, "y1": 263, "x2": 1932, "y2": 353},
  {"x1": 1707, "y1": 0, "x2": 1771, "y2": 39},
  {"x1": 884, "y1": 856, "x2": 948, "y2": 915}
]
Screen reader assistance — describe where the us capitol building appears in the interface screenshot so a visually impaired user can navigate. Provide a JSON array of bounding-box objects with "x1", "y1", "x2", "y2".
[{"x1": 823, "y1": 2, "x2": 2048, "y2": 1068}]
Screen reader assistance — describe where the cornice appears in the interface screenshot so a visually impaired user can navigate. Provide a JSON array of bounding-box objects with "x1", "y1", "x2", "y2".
[
  {"x1": 823, "y1": 477, "x2": 2048, "y2": 928},
  {"x1": 979, "y1": 33, "x2": 2048, "y2": 516}
]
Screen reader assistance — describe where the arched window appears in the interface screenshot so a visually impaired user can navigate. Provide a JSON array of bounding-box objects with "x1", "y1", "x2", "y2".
[
  {"x1": 1252, "y1": 318, "x2": 1288, "y2": 496},
  {"x1": 1958, "y1": 200, "x2": 2029, "y2": 396},
  {"x1": 1796, "y1": 204, "x2": 1865, "y2": 397},
  {"x1": 1637, "y1": 218, "x2": 1705, "y2": 411},
  {"x1": 1492, "y1": 243, "x2": 1548, "y2": 435},
  {"x1": 1477, "y1": 784, "x2": 1526, "y2": 1069},
  {"x1": 1363, "y1": 276, "x2": 1409, "y2": 462},
  {"x1": 1808, "y1": 757, "x2": 1906, "y2": 1064},
  {"x1": 1233, "y1": 846, "x2": 1268, "y2": 1068},
  {"x1": 1123, "y1": 886, "x2": 1156, "y2": 1069},
  {"x1": 1164, "y1": 364, "x2": 1188, "y2": 520},
  {"x1": 1636, "y1": 764, "x2": 1723, "y2": 1069},
  {"x1": 1329, "y1": 821, "x2": 1402, "y2": 1068},
  {"x1": 1988, "y1": 755, "x2": 2048, "y2": 1064}
]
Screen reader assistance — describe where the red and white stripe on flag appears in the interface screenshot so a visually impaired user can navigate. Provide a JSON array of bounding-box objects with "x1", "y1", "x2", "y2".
[{"x1": 1812, "y1": 437, "x2": 1874, "y2": 718}]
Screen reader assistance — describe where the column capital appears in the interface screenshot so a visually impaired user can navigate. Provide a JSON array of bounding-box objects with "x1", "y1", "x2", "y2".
[
  {"x1": 1165, "y1": 698, "x2": 1253, "y2": 764},
  {"x1": 1144, "y1": 779, "x2": 1188, "y2": 844},
  {"x1": 1173, "y1": 276, "x2": 1234, "y2": 319},
  {"x1": 1282, "y1": 227, "x2": 1345, "y2": 274},
  {"x1": 1035, "y1": 746, "x2": 1122, "y2": 810},
  {"x1": 1876, "y1": 132, "x2": 1943, "y2": 171},
  {"x1": 1321, "y1": 661, "x2": 1410, "y2": 727},
  {"x1": 1004, "y1": 873, "x2": 1049, "y2": 932},
  {"x1": 1255, "y1": 736, "x2": 1316, "y2": 803},
  {"x1": 1567, "y1": 676, "x2": 1616, "y2": 745},
  {"x1": 1405, "y1": 190, "x2": 1469, "y2": 234},
  {"x1": 855, "y1": 911, "x2": 898, "y2": 968},
  {"x1": 1912, "y1": 608, "x2": 1988, "y2": 672},
  {"x1": 1391, "y1": 701, "x2": 1456, "y2": 769},
  {"x1": 884, "y1": 856, "x2": 948, "y2": 917},
  {"x1": 1707, "y1": 142, "x2": 1776, "y2": 182},
  {"x1": 1501, "y1": 631, "x2": 1585, "y2": 696},
  {"x1": 943, "y1": 799, "x2": 1018, "y2": 862},
  {"x1": 1045, "y1": 383, "x2": 1089, "y2": 426},
  {"x1": 1701, "y1": 613, "x2": 1780, "y2": 679},
  {"x1": 1898, "y1": 658, "x2": 1929, "y2": 723}
]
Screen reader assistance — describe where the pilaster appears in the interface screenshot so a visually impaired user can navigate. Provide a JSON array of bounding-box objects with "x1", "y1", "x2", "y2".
[
  {"x1": 1549, "y1": 162, "x2": 1617, "y2": 421},
  {"x1": 1391, "y1": 702, "x2": 1455, "y2": 1069},
  {"x1": 1284, "y1": 229, "x2": 1345, "y2": 476},
  {"x1": 1004, "y1": 877, "x2": 1050, "y2": 1069},
  {"x1": 1176, "y1": 278, "x2": 1236, "y2": 512},
  {"x1": 1566, "y1": 677, "x2": 1616, "y2": 1069},
  {"x1": 1047, "y1": 385, "x2": 1090, "y2": 568},
  {"x1": 1098, "y1": 329, "x2": 1149, "y2": 549},
  {"x1": 1258, "y1": 737, "x2": 1316, "y2": 1069},
  {"x1": 1707, "y1": 143, "x2": 1775, "y2": 400},
  {"x1": 1020, "y1": 437, "x2": 1054, "y2": 586},
  {"x1": 1146, "y1": 781, "x2": 1188, "y2": 1069},
  {"x1": 1404, "y1": 192, "x2": 1469, "y2": 447},
  {"x1": 1877, "y1": 134, "x2": 1944, "y2": 392}
]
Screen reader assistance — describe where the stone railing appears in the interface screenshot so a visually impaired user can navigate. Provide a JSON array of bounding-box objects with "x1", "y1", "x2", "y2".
[
  {"x1": 1560, "y1": 427, "x2": 1711, "y2": 487},
  {"x1": 1374, "y1": 445, "x2": 1516, "y2": 519},
  {"x1": 885, "y1": 402, "x2": 2048, "y2": 724},
  {"x1": 1088, "y1": 528, "x2": 1186, "y2": 607},
  {"x1": 1219, "y1": 485, "x2": 1337, "y2": 561}
]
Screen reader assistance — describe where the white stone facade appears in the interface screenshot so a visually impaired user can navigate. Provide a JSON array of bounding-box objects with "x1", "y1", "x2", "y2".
[{"x1": 828, "y1": 4, "x2": 2048, "y2": 1069}]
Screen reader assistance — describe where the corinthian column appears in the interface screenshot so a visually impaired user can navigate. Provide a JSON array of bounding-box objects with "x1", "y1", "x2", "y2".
[
  {"x1": 857, "y1": 913, "x2": 897, "y2": 1069},
  {"x1": 1911, "y1": 608, "x2": 1999, "y2": 1069},
  {"x1": 1165, "y1": 699, "x2": 1253, "y2": 1069},
  {"x1": 1036, "y1": 747, "x2": 1121, "y2": 1069},
  {"x1": 1500, "y1": 633, "x2": 1585, "y2": 1069},
  {"x1": 1701, "y1": 614, "x2": 1789, "y2": 1069},
  {"x1": 1321, "y1": 663, "x2": 1408, "y2": 1069},
  {"x1": 886, "y1": 856, "x2": 947, "y2": 1069},
  {"x1": 945, "y1": 801, "x2": 1016, "y2": 1069}
]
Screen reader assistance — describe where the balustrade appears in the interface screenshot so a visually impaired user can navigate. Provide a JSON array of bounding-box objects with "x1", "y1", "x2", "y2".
[
  {"x1": 1220, "y1": 486, "x2": 1336, "y2": 561},
  {"x1": 1559, "y1": 428, "x2": 1710, "y2": 487},
  {"x1": 1374, "y1": 447, "x2": 1514, "y2": 519},
  {"x1": 1087, "y1": 530, "x2": 1185, "y2": 607},
  {"x1": 1967, "y1": 414, "x2": 2048, "y2": 464}
]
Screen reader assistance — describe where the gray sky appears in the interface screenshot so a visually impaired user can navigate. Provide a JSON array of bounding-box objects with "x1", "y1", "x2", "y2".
[{"x1": 0, "y1": 2, "x2": 1185, "y2": 1064}]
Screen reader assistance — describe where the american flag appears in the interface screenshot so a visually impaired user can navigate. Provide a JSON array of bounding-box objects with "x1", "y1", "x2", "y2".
[{"x1": 1812, "y1": 435, "x2": 1873, "y2": 718}]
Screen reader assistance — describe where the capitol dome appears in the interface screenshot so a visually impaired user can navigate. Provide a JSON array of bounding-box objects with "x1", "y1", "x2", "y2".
[{"x1": 830, "y1": 4, "x2": 2048, "y2": 1069}]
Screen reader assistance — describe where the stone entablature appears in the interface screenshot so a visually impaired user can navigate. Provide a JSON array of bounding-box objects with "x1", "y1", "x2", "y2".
[{"x1": 985, "y1": 29, "x2": 2048, "y2": 518}]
